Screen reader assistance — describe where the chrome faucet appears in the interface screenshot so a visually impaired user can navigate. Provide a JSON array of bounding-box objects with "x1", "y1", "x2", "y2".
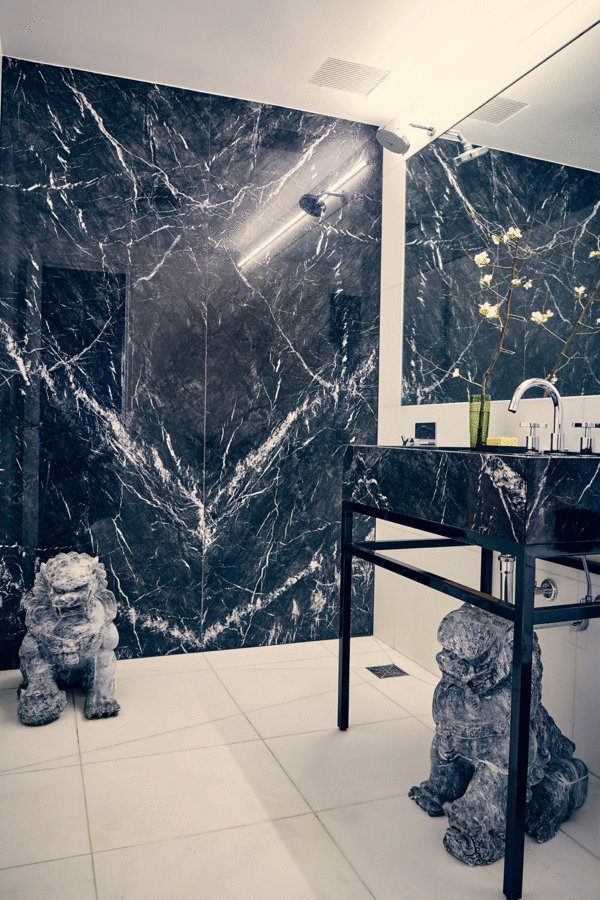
[{"x1": 508, "y1": 378, "x2": 564, "y2": 452}]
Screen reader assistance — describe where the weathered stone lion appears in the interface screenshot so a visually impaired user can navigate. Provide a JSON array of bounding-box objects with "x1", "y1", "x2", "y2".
[
  {"x1": 409, "y1": 604, "x2": 587, "y2": 866},
  {"x1": 18, "y1": 552, "x2": 121, "y2": 725}
]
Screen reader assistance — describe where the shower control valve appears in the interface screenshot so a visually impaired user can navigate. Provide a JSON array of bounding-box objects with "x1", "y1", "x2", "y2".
[
  {"x1": 535, "y1": 578, "x2": 558, "y2": 602},
  {"x1": 572, "y1": 422, "x2": 600, "y2": 454},
  {"x1": 520, "y1": 421, "x2": 547, "y2": 452}
]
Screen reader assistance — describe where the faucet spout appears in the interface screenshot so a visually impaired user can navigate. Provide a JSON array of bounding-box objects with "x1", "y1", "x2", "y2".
[{"x1": 508, "y1": 378, "x2": 564, "y2": 451}]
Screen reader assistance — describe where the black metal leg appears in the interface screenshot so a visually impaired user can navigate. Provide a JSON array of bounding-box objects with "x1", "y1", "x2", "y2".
[
  {"x1": 338, "y1": 504, "x2": 353, "y2": 730},
  {"x1": 503, "y1": 549, "x2": 536, "y2": 900}
]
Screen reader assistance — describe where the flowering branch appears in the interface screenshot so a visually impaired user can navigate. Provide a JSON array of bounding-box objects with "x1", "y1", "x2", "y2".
[
  {"x1": 529, "y1": 236, "x2": 600, "y2": 384},
  {"x1": 405, "y1": 340, "x2": 481, "y2": 387},
  {"x1": 409, "y1": 206, "x2": 600, "y2": 448},
  {"x1": 461, "y1": 221, "x2": 528, "y2": 445}
]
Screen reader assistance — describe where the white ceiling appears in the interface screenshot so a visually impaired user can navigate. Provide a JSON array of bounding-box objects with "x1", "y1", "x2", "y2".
[{"x1": 0, "y1": 1, "x2": 599, "y2": 169}]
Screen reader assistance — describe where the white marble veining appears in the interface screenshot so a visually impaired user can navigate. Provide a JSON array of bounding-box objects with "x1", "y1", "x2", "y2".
[{"x1": 0, "y1": 58, "x2": 382, "y2": 665}]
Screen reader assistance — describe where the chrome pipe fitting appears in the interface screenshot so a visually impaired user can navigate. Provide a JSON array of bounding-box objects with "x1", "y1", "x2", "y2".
[{"x1": 498, "y1": 554, "x2": 515, "y2": 606}]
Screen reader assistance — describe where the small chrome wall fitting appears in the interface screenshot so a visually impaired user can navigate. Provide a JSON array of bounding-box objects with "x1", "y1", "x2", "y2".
[{"x1": 535, "y1": 578, "x2": 558, "y2": 602}]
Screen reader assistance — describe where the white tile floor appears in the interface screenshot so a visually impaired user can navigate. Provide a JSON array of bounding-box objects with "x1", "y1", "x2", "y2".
[{"x1": 1, "y1": 635, "x2": 598, "y2": 900}]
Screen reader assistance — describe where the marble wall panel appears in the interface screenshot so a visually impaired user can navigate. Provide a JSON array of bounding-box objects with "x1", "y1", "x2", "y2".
[
  {"x1": 403, "y1": 140, "x2": 600, "y2": 405},
  {"x1": 0, "y1": 58, "x2": 381, "y2": 667}
]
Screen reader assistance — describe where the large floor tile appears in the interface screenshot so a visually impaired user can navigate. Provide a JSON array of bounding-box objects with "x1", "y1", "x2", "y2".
[
  {"x1": 0, "y1": 767, "x2": 90, "y2": 868},
  {"x1": 238, "y1": 653, "x2": 340, "y2": 671},
  {"x1": 0, "y1": 854, "x2": 96, "y2": 900},
  {"x1": 319, "y1": 794, "x2": 600, "y2": 900},
  {"x1": 74, "y1": 669, "x2": 253, "y2": 760},
  {"x1": 560, "y1": 772, "x2": 600, "y2": 859},
  {"x1": 83, "y1": 740, "x2": 310, "y2": 852},
  {"x1": 266, "y1": 717, "x2": 433, "y2": 811},
  {"x1": 214, "y1": 663, "x2": 363, "y2": 713},
  {"x1": 94, "y1": 815, "x2": 374, "y2": 900},
  {"x1": 79, "y1": 711, "x2": 258, "y2": 763},
  {"x1": 320, "y1": 635, "x2": 393, "y2": 657},
  {"x1": 0, "y1": 691, "x2": 80, "y2": 773},
  {"x1": 246, "y1": 681, "x2": 411, "y2": 739},
  {"x1": 204, "y1": 640, "x2": 332, "y2": 669},
  {"x1": 115, "y1": 651, "x2": 211, "y2": 675},
  {"x1": 368, "y1": 673, "x2": 436, "y2": 717}
]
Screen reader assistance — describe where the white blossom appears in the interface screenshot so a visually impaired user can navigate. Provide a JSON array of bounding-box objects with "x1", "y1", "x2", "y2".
[
  {"x1": 589, "y1": 249, "x2": 600, "y2": 258},
  {"x1": 505, "y1": 226, "x2": 522, "y2": 240},
  {"x1": 480, "y1": 273, "x2": 493, "y2": 287},
  {"x1": 479, "y1": 301, "x2": 500, "y2": 319},
  {"x1": 492, "y1": 234, "x2": 502, "y2": 245},
  {"x1": 511, "y1": 278, "x2": 521, "y2": 286},
  {"x1": 474, "y1": 251, "x2": 491, "y2": 267},
  {"x1": 452, "y1": 368, "x2": 460, "y2": 378},
  {"x1": 524, "y1": 280, "x2": 533, "y2": 289},
  {"x1": 575, "y1": 286, "x2": 587, "y2": 297},
  {"x1": 531, "y1": 310, "x2": 553, "y2": 324}
]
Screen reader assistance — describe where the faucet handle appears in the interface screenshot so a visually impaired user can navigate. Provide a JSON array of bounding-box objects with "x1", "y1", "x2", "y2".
[
  {"x1": 519, "y1": 422, "x2": 547, "y2": 452},
  {"x1": 572, "y1": 422, "x2": 600, "y2": 454}
]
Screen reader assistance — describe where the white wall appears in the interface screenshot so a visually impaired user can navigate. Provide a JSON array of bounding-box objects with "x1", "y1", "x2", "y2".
[{"x1": 375, "y1": 152, "x2": 600, "y2": 777}]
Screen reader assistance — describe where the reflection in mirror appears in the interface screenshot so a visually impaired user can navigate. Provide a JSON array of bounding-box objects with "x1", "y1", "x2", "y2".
[{"x1": 402, "y1": 23, "x2": 600, "y2": 405}]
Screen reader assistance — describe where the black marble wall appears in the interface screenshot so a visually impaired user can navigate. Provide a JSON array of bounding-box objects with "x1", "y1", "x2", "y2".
[
  {"x1": 0, "y1": 58, "x2": 381, "y2": 667},
  {"x1": 403, "y1": 140, "x2": 600, "y2": 404}
]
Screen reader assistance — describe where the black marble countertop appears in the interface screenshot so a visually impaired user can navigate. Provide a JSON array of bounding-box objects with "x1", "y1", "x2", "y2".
[{"x1": 343, "y1": 445, "x2": 600, "y2": 546}]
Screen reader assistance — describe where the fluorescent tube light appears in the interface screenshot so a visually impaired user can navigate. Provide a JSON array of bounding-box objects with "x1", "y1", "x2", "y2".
[{"x1": 239, "y1": 158, "x2": 368, "y2": 268}]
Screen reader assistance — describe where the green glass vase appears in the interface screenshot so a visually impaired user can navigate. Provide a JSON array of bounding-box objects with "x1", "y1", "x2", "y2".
[{"x1": 469, "y1": 394, "x2": 491, "y2": 448}]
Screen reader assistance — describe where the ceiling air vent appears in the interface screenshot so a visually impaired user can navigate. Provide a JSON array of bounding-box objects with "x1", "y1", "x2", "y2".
[
  {"x1": 308, "y1": 58, "x2": 390, "y2": 96},
  {"x1": 468, "y1": 96, "x2": 529, "y2": 125}
]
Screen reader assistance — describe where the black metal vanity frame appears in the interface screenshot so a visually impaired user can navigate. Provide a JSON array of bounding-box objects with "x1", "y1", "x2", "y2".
[{"x1": 337, "y1": 498, "x2": 600, "y2": 900}]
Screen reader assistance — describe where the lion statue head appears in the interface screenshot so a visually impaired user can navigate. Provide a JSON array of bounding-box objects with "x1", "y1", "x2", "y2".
[{"x1": 22, "y1": 551, "x2": 116, "y2": 631}]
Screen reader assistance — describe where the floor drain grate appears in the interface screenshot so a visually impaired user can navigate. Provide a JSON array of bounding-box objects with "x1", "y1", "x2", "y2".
[{"x1": 366, "y1": 664, "x2": 408, "y2": 679}]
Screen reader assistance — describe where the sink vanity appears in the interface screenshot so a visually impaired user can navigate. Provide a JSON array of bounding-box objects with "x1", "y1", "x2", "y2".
[{"x1": 338, "y1": 444, "x2": 600, "y2": 900}]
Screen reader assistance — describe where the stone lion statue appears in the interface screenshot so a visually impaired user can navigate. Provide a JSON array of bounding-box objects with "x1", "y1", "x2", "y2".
[
  {"x1": 409, "y1": 604, "x2": 588, "y2": 866},
  {"x1": 18, "y1": 552, "x2": 121, "y2": 725}
]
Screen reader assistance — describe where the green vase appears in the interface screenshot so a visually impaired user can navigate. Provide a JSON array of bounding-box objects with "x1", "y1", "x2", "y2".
[{"x1": 469, "y1": 394, "x2": 491, "y2": 448}]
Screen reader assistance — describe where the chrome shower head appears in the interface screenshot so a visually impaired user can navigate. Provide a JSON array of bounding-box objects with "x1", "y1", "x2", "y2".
[
  {"x1": 298, "y1": 194, "x2": 327, "y2": 217},
  {"x1": 298, "y1": 191, "x2": 347, "y2": 218},
  {"x1": 454, "y1": 143, "x2": 489, "y2": 165},
  {"x1": 438, "y1": 130, "x2": 489, "y2": 165}
]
